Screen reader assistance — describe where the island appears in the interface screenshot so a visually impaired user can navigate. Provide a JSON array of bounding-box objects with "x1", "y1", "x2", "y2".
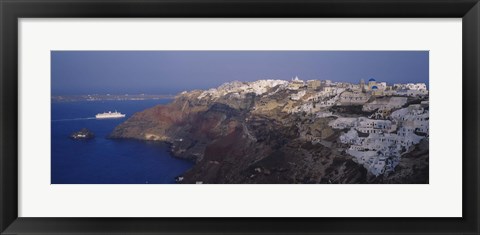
[
  {"x1": 52, "y1": 94, "x2": 174, "y2": 103},
  {"x1": 70, "y1": 128, "x2": 95, "y2": 140},
  {"x1": 110, "y1": 77, "x2": 429, "y2": 184}
]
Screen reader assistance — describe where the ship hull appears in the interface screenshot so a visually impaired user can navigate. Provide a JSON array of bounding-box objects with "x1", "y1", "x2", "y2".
[{"x1": 95, "y1": 115, "x2": 125, "y2": 119}]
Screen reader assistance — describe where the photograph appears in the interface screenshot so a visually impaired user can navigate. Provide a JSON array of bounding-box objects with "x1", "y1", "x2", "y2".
[{"x1": 51, "y1": 51, "x2": 429, "y2": 184}]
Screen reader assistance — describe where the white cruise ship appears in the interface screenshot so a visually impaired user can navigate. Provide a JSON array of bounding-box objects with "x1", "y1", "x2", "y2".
[{"x1": 95, "y1": 111, "x2": 126, "y2": 119}]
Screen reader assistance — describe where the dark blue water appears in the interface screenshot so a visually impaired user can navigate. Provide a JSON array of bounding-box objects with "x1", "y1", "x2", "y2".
[{"x1": 51, "y1": 100, "x2": 194, "y2": 184}]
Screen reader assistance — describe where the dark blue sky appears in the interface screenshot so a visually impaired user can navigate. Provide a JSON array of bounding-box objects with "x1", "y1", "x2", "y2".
[{"x1": 51, "y1": 51, "x2": 428, "y2": 95}]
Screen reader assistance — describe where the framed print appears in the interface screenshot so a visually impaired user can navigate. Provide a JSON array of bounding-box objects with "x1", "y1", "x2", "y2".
[
  {"x1": 1, "y1": 0, "x2": 479, "y2": 234},
  {"x1": 48, "y1": 50, "x2": 430, "y2": 184}
]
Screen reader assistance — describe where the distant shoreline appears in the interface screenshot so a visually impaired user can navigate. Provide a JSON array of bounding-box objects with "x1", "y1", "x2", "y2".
[{"x1": 51, "y1": 94, "x2": 175, "y2": 103}]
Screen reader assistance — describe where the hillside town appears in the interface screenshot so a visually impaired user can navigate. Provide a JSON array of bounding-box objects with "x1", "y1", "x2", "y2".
[
  {"x1": 194, "y1": 77, "x2": 429, "y2": 176},
  {"x1": 112, "y1": 76, "x2": 429, "y2": 183}
]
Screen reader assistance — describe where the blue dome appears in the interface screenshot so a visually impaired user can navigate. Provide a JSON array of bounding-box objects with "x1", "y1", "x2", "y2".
[
  {"x1": 368, "y1": 78, "x2": 376, "y2": 82},
  {"x1": 371, "y1": 86, "x2": 378, "y2": 90}
]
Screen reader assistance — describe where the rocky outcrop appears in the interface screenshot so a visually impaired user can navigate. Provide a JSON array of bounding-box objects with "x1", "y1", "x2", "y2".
[
  {"x1": 110, "y1": 80, "x2": 429, "y2": 184},
  {"x1": 70, "y1": 128, "x2": 95, "y2": 140}
]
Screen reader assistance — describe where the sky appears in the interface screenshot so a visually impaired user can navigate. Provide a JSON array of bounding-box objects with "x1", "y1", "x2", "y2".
[{"x1": 51, "y1": 51, "x2": 429, "y2": 95}]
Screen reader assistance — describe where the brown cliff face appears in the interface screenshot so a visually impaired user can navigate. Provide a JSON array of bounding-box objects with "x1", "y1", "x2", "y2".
[
  {"x1": 110, "y1": 85, "x2": 428, "y2": 184},
  {"x1": 109, "y1": 104, "x2": 180, "y2": 141}
]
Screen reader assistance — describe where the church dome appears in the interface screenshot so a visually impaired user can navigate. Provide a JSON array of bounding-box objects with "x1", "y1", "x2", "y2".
[
  {"x1": 368, "y1": 78, "x2": 376, "y2": 82},
  {"x1": 371, "y1": 86, "x2": 378, "y2": 90}
]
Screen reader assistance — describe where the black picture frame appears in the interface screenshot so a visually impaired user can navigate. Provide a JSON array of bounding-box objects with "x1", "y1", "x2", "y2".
[{"x1": 1, "y1": 0, "x2": 479, "y2": 234}]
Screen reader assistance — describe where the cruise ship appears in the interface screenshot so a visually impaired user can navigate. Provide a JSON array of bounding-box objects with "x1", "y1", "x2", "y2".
[{"x1": 95, "y1": 111, "x2": 126, "y2": 119}]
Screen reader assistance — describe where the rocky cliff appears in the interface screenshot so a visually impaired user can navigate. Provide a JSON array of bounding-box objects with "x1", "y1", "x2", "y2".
[{"x1": 110, "y1": 80, "x2": 429, "y2": 184}]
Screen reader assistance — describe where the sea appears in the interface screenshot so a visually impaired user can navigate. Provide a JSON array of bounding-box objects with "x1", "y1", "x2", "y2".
[{"x1": 51, "y1": 99, "x2": 194, "y2": 184}]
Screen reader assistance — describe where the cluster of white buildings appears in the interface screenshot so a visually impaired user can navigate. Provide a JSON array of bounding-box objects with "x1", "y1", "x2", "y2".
[
  {"x1": 192, "y1": 76, "x2": 428, "y2": 176},
  {"x1": 282, "y1": 77, "x2": 427, "y2": 116},
  {"x1": 329, "y1": 102, "x2": 429, "y2": 176},
  {"x1": 279, "y1": 77, "x2": 429, "y2": 176},
  {"x1": 197, "y1": 79, "x2": 289, "y2": 99}
]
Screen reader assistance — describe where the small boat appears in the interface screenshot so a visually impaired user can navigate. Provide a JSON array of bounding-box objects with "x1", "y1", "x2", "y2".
[{"x1": 70, "y1": 128, "x2": 95, "y2": 140}]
